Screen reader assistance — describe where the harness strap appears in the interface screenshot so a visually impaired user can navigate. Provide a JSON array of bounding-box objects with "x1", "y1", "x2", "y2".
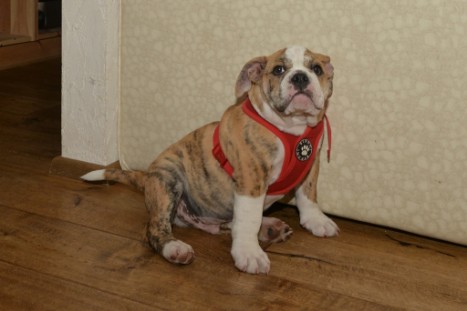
[
  {"x1": 212, "y1": 125, "x2": 234, "y2": 176},
  {"x1": 212, "y1": 99, "x2": 332, "y2": 195}
]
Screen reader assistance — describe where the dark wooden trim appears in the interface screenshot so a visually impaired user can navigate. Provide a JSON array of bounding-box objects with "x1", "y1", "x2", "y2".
[{"x1": 0, "y1": 35, "x2": 61, "y2": 70}]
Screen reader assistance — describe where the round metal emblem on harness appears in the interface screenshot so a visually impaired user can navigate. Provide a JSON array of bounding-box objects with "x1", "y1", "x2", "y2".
[{"x1": 295, "y1": 138, "x2": 313, "y2": 161}]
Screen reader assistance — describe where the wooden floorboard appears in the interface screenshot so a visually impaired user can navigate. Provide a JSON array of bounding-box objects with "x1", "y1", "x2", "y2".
[
  {"x1": 0, "y1": 260, "x2": 155, "y2": 311},
  {"x1": 0, "y1": 59, "x2": 466, "y2": 311}
]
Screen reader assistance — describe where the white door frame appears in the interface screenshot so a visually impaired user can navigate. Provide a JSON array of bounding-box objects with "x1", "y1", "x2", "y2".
[{"x1": 61, "y1": 0, "x2": 120, "y2": 166}]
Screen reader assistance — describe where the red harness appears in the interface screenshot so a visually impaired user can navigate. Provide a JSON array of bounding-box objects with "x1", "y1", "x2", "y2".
[{"x1": 212, "y1": 98, "x2": 331, "y2": 195}]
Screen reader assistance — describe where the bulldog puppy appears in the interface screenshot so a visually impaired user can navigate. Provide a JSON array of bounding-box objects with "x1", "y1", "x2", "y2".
[{"x1": 82, "y1": 46, "x2": 338, "y2": 274}]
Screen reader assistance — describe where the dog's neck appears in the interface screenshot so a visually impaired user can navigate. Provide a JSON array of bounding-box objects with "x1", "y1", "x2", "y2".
[
  {"x1": 249, "y1": 98, "x2": 316, "y2": 136},
  {"x1": 244, "y1": 97, "x2": 332, "y2": 162}
]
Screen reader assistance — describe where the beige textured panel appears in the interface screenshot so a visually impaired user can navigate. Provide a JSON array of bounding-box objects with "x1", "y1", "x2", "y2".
[{"x1": 120, "y1": 0, "x2": 467, "y2": 245}]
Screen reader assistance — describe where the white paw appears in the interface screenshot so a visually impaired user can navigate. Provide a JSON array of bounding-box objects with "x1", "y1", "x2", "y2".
[
  {"x1": 301, "y1": 210, "x2": 339, "y2": 237},
  {"x1": 231, "y1": 242, "x2": 270, "y2": 274},
  {"x1": 162, "y1": 240, "x2": 195, "y2": 264}
]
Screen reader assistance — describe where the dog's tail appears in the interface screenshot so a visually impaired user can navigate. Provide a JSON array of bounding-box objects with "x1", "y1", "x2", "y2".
[{"x1": 81, "y1": 169, "x2": 147, "y2": 192}]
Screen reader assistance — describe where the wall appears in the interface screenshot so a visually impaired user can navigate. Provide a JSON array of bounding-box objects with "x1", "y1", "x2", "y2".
[
  {"x1": 119, "y1": 0, "x2": 467, "y2": 244},
  {"x1": 61, "y1": 0, "x2": 120, "y2": 166}
]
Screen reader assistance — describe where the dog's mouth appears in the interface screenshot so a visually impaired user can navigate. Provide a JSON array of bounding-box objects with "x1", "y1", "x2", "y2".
[{"x1": 282, "y1": 91, "x2": 320, "y2": 116}]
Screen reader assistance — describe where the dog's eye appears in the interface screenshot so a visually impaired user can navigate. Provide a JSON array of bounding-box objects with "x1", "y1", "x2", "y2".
[
  {"x1": 272, "y1": 65, "x2": 286, "y2": 76},
  {"x1": 311, "y1": 64, "x2": 323, "y2": 76}
]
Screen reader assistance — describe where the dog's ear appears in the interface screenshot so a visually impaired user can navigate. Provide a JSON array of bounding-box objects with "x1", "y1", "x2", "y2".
[
  {"x1": 235, "y1": 56, "x2": 267, "y2": 99},
  {"x1": 321, "y1": 56, "x2": 334, "y2": 97},
  {"x1": 322, "y1": 57, "x2": 334, "y2": 78}
]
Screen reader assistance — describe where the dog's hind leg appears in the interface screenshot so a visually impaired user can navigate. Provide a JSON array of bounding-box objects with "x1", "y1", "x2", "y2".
[
  {"x1": 144, "y1": 170, "x2": 194, "y2": 265},
  {"x1": 258, "y1": 217, "x2": 293, "y2": 248},
  {"x1": 220, "y1": 217, "x2": 293, "y2": 249}
]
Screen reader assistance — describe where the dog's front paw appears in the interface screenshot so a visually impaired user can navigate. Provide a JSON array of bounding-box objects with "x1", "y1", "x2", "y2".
[
  {"x1": 231, "y1": 242, "x2": 270, "y2": 274},
  {"x1": 162, "y1": 240, "x2": 195, "y2": 265},
  {"x1": 301, "y1": 210, "x2": 339, "y2": 237}
]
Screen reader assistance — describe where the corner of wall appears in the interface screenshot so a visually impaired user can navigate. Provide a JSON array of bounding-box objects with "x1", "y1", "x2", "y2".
[{"x1": 61, "y1": 0, "x2": 120, "y2": 166}]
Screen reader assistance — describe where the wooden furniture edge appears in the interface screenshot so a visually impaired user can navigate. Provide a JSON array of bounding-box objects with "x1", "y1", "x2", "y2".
[{"x1": 0, "y1": 35, "x2": 61, "y2": 70}]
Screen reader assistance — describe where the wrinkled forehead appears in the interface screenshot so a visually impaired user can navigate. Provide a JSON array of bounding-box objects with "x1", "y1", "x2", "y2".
[
  {"x1": 268, "y1": 46, "x2": 330, "y2": 68},
  {"x1": 285, "y1": 46, "x2": 309, "y2": 67}
]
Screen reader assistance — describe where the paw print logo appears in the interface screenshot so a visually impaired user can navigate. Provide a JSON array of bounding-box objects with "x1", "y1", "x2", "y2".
[{"x1": 295, "y1": 139, "x2": 313, "y2": 161}]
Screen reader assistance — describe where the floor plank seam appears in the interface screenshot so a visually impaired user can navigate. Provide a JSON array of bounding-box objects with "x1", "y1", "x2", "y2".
[
  {"x1": 384, "y1": 234, "x2": 456, "y2": 258},
  {"x1": 0, "y1": 203, "x2": 144, "y2": 244},
  {"x1": 267, "y1": 250, "x2": 337, "y2": 266}
]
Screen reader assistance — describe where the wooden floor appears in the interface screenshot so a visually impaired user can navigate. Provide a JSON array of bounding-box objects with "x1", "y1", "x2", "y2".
[{"x1": 0, "y1": 60, "x2": 466, "y2": 311}]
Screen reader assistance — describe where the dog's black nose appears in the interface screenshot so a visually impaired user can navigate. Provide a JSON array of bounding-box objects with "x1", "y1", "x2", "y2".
[{"x1": 291, "y1": 72, "x2": 310, "y2": 90}]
